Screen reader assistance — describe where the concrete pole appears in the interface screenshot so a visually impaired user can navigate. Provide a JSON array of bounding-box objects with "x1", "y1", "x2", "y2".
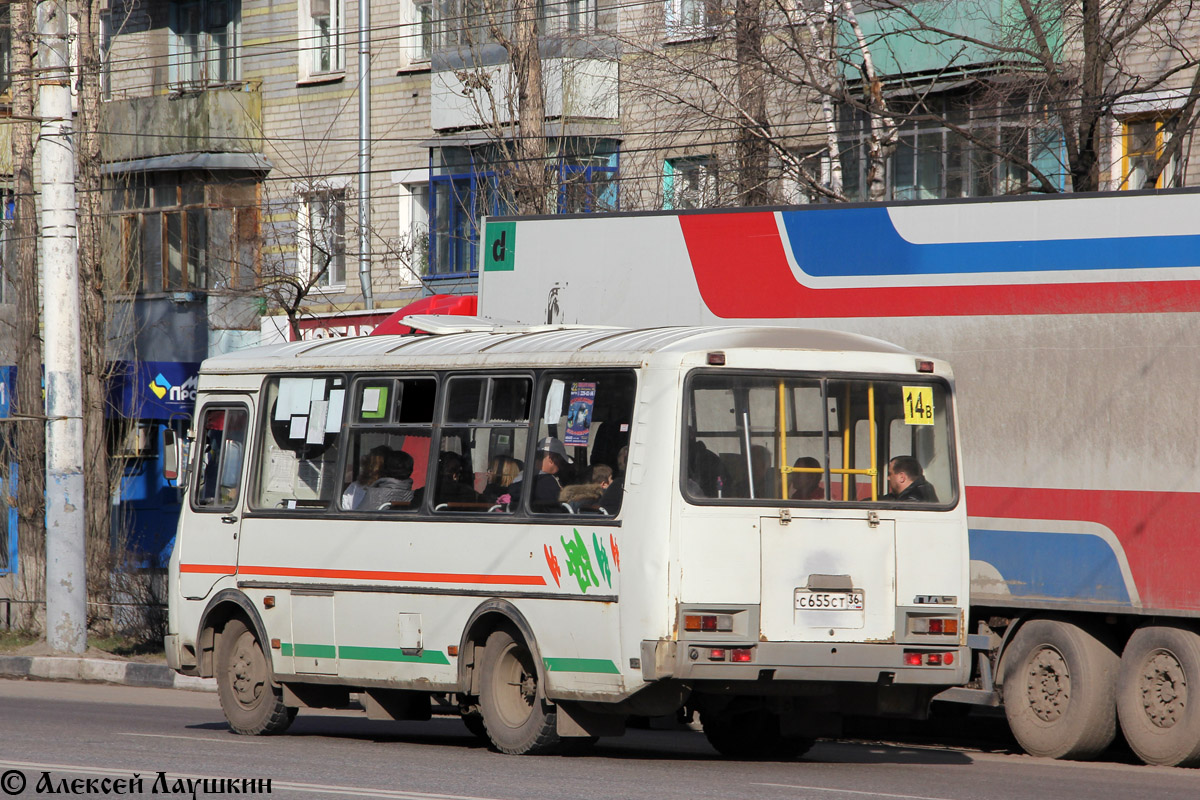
[
  {"x1": 357, "y1": 0, "x2": 374, "y2": 309},
  {"x1": 39, "y1": 0, "x2": 87, "y2": 653}
]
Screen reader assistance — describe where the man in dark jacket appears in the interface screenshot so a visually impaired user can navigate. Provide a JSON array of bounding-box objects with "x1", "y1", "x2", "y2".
[{"x1": 883, "y1": 455, "x2": 938, "y2": 502}]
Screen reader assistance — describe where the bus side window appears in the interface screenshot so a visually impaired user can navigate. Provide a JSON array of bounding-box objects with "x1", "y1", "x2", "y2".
[
  {"x1": 250, "y1": 376, "x2": 346, "y2": 511},
  {"x1": 532, "y1": 371, "x2": 635, "y2": 515},
  {"x1": 194, "y1": 406, "x2": 247, "y2": 510},
  {"x1": 338, "y1": 377, "x2": 435, "y2": 513},
  {"x1": 435, "y1": 375, "x2": 531, "y2": 514}
]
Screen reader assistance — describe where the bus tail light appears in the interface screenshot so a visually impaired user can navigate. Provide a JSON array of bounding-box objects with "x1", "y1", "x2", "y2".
[
  {"x1": 910, "y1": 616, "x2": 958, "y2": 635},
  {"x1": 730, "y1": 648, "x2": 753, "y2": 663},
  {"x1": 709, "y1": 648, "x2": 726, "y2": 661},
  {"x1": 903, "y1": 651, "x2": 956, "y2": 666},
  {"x1": 916, "y1": 359, "x2": 934, "y2": 373},
  {"x1": 683, "y1": 614, "x2": 734, "y2": 632}
]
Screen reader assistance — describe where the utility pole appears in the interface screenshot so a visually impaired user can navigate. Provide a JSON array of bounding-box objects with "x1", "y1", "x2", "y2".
[{"x1": 38, "y1": 0, "x2": 86, "y2": 652}]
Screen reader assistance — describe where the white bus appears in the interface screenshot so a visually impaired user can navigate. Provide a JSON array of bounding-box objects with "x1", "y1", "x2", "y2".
[{"x1": 166, "y1": 321, "x2": 972, "y2": 756}]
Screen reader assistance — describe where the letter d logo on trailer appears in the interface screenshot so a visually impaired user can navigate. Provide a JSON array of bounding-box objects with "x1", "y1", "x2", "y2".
[{"x1": 485, "y1": 222, "x2": 516, "y2": 271}]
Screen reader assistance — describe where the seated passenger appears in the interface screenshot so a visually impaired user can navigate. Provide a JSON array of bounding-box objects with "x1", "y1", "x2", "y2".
[
  {"x1": 560, "y1": 465, "x2": 613, "y2": 512},
  {"x1": 365, "y1": 450, "x2": 415, "y2": 509},
  {"x1": 342, "y1": 446, "x2": 390, "y2": 510},
  {"x1": 882, "y1": 455, "x2": 938, "y2": 502},
  {"x1": 531, "y1": 437, "x2": 571, "y2": 511},
  {"x1": 481, "y1": 455, "x2": 520, "y2": 505},
  {"x1": 598, "y1": 445, "x2": 627, "y2": 513},
  {"x1": 434, "y1": 451, "x2": 480, "y2": 506},
  {"x1": 789, "y1": 456, "x2": 823, "y2": 501}
]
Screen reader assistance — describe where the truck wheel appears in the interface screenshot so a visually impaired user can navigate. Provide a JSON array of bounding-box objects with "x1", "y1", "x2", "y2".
[
  {"x1": 216, "y1": 618, "x2": 296, "y2": 735},
  {"x1": 1116, "y1": 625, "x2": 1200, "y2": 767},
  {"x1": 479, "y1": 627, "x2": 561, "y2": 755},
  {"x1": 701, "y1": 699, "x2": 815, "y2": 760},
  {"x1": 1000, "y1": 619, "x2": 1117, "y2": 760}
]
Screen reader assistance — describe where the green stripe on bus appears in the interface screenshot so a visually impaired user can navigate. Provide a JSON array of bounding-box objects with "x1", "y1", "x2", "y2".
[
  {"x1": 290, "y1": 643, "x2": 337, "y2": 659},
  {"x1": 542, "y1": 658, "x2": 621, "y2": 674},
  {"x1": 279, "y1": 643, "x2": 451, "y2": 665},
  {"x1": 338, "y1": 646, "x2": 452, "y2": 665}
]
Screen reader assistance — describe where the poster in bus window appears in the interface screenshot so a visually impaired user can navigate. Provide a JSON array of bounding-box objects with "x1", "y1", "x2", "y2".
[{"x1": 564, "y1": 382, "x2": 596, "y2": 446}]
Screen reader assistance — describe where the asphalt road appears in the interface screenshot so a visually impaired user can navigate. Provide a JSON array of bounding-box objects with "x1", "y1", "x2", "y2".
[{"x1": 0, "y1": 679, "x2": 1197, "y2": 800}]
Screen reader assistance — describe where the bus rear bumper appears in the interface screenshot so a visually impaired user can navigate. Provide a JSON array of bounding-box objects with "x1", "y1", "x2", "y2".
[{"x1": 641, "y1": 639, "x2": 971, "y2": 686}]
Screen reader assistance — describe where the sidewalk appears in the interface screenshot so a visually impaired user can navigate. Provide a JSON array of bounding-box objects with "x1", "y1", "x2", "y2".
[{"x1": 0, "y1": 653, "x2": 216, "y2": 692}]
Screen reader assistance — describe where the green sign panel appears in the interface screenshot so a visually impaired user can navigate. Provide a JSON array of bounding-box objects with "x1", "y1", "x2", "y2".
[{"x1": 483, "y1": 222, "x2": 516, "y2": 272}]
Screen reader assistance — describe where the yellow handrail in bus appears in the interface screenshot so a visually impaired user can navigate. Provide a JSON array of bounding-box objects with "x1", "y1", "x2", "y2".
[{"x1": 777, "y1": 380, "x2": 878, "y2": 502}]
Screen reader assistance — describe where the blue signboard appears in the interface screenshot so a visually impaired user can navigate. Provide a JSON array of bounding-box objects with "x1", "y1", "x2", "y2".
[
  {"x1": 1, "y1": 365, "x2": 15, "y2": 574},
  {"x1": 108, "y1": 360, "x2": 202, "y2": 419}
]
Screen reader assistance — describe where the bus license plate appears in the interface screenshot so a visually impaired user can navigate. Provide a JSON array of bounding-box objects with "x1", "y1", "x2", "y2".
[{"x1": 795, "y1": 590, "x2": 864, "y2": 611}]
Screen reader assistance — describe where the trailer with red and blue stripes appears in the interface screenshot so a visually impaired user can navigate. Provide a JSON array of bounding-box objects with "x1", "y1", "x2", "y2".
[{"x1": 478, "y1": 190, "x2": 1200, "y2": 766}]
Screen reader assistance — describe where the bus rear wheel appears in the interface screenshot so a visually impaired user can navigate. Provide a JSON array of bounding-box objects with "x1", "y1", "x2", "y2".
[
  {"x1": 479, "y1": 628, "x2": 561, "y2": 755},
  {"x1": 701, "y1": 699, "x2": 814, "y2": 760},
  {"x1": 1116, "y1": 625, "x2": 1200, "y2": 767},
  {"x1": 1000, "y1": 619, "x2": 1117, "y2": 760},
  {"x1": 216, "y1": 618, "x2": 296, "y2": 735}
]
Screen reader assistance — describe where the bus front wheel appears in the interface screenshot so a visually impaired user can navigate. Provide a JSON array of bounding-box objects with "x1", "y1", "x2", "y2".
[
  {"x1": 216, "y1": 618, "x2": 296, "y2": 735},
  {"x1": 1000, "y1": 619, "x2": 1117, "y2": 760},
  {"x1": 479, "y1": 628, "x2": 561, "y2": 755},
  {"x1": 1116, "y1": 624, "x2": 1200, "y2": 767}
]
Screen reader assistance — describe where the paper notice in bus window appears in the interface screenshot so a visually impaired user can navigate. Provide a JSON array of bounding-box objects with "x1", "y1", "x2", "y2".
[
  {"x1": 327, "y1": 389, "x2": 345, "y2": 427},
  {"x1": 902, "y1": 386, "x2": 935, "y2": 426},
  {"x1": 544, "y1": 380, "x2": 565, "y2": 425},
  {"x1": 361, "y1": 386, "x2": 388, "y2": 419},
  {"x1": 277, "y1": 378, "x2": 310, "y2": 421},
  {"x1": 564, "y1": 382, "x2": 596, "y2": 446},
  {"x1": 289, "y1": 415, "x2": 308, "y2": 439},
  {"x1": 267, "y1": 449, "x2": 298, "y2": 493},
  {"x1": 306, "y1": 401, "x2": 328, "y2": 444}
]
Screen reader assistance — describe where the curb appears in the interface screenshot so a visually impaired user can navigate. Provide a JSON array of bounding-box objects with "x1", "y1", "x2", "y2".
[{"x1": 0, "y1": 655, "x2": 217, "y2": 692}]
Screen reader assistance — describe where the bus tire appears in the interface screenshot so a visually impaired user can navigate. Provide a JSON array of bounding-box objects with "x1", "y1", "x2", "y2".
[
  {"x1": 701, "y1": 699, "x2": 815, "y2": 760},
  {"x1": 1116, "y1": 624, "x2": 1200, "y2": 767},
  {"x1": 479, "y1": 627, "x2": 561, "y2": 755},
  {"x1": 216, "y1": 618, "x2": 296, "y2": 735},
  {"x1": 1000, "y1": 619, "x2": 1117, "y2": 760}
]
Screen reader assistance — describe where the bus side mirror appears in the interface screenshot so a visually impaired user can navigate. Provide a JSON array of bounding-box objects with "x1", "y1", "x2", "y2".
[{"x1": 163, "y1": 428, "x2": 180, "y2": 482}]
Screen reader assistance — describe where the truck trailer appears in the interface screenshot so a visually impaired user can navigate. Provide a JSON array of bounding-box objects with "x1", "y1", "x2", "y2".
[{"x1": 477, "y1": 189, "x2": 1200, "y2": 767}]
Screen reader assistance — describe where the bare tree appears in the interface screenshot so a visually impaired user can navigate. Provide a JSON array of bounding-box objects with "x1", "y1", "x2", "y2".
[
  {"x1": 621, "y1": 0, "x2": 1200, "y2": 203},
  {"x1": 75, "y1": 0, "x2": 116, "y2": 623},
  {"x1": 11, "y1": 0, "x2": 45, "y2": 630}
]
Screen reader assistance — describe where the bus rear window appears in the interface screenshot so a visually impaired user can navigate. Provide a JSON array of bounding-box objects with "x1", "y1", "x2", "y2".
[{"x1": 685, "y1": 373, "x2": 955, "y2": 506}]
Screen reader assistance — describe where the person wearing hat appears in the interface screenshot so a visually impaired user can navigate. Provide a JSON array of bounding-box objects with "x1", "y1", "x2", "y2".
[{"x1": 532, "y1": 436, "x2": 571, "y2": 511}]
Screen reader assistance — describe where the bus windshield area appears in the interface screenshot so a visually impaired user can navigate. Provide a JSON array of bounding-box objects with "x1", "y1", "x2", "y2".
[{"x1": 685, "y1": 372, "x2": 955, "y2": 506}]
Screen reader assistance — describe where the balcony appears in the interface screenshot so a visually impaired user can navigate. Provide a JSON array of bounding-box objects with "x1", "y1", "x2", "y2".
[{"x1": 100, "y1": 83, "x2": 263, "y2": 163}]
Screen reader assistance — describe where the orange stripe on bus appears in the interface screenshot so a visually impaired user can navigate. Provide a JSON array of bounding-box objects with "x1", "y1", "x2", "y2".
[
  {"x1": 181, "y1": 564, "x2": 546, "y2": 586},
  {"x1": 180, "y1": 564, "x2": 237, "y2": 574}
]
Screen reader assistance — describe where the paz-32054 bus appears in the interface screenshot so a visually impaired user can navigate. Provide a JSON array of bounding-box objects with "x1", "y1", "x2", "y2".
[{"x1": 166, "y1": 321, "x2": 972, "y2": 756}]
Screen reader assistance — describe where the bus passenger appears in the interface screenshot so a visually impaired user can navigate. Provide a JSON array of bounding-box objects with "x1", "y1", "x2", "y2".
[
  {"x1": 560, "y1": 464, "x2": 613, "y2": 512},
  {"x1": 367, "y1": 450, "x2": 415, "y2": 509},
  {"x1": 342, "y1": 446, "x2": 390, "y2": 509},
  {"x1": 433, "y1": 451, "x2": 480, "y2": 505},
  {"x1": 481, "y1": 455, "x2": 520, "y2": 504},
  {"x1": 598, "y1": 445, "x2": 628, "y2": 512},
  {"x1": 532, "y1": 437, "x2": 571, "y2": 510},
  {"x1": 789, "y1": 456, "x2": 823, "y2": 500},
  {"x1": 883, "y1": 455, "x2": 938, "y2": 502}
]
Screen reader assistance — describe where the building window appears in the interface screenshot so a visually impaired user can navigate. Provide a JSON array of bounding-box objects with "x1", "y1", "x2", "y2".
[
  {"x1": 111, "y1": 174, "x2": 209, "y2": 294},
  {"x1": 542, "y1": 0, "x2": 597, "y2": 35},
  {"x1": 108, "y1": 172, "x2": 260, "y2": 296},
  {"x1": 840, "y1": 93, "x2": 1067, "y2": 201},
  {"x1": 404, "y1": 0, "x2": 433, "y2": 64},
  {"x1": 556, "y1": 144, "x2": 619, "y2": 213},
  {"x1": 0, "y1": 5, "x2": 11, "y2": 99},
  {"x1": 1121, "y1": 118, "x2": 1172, "y2": 191},
  {"x1": 169, "y1": 0, "x2": 239, "y2": 89},
  {"x1": 666, "y1": 0, "x2": 717, "y2": 39},
  {"x1": 302, "y1": 0, "x2": 344, "y2": 76},
  {"x1": 395, "y1": 172, "x2": 430, "y2": 282},
  {"x1": 298, "y1": 189, "x2": 346, "y2": 288},
  {"x1": 664, "y1": 156, "x2": 717, "y2": 210}
]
